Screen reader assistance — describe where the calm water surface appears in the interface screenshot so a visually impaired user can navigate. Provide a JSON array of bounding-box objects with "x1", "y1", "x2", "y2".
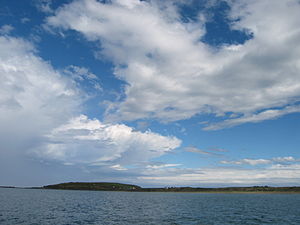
[{"x1": 0, "y1": 188, "x2": 300, "y2": 225}]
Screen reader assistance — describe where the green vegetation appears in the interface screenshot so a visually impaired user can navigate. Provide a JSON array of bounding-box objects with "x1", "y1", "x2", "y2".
[
  {"x1": 43, "y1": 182, "x2": 141, "y2": 191},
  {"x1": 42, "y1": 183, "x2": 300, "y2": 193},
  {"x1": 139, "y1": 186, "x2": 300, "y2": 193}
]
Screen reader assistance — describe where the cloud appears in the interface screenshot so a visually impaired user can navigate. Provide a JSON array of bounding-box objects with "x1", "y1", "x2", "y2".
[
  {"x1": 185, "y1": 146, "x2": 221, "y2": 156},
  {"x1": 0, "y1": 35, "x2": 82, "y2": 152},
  {"x1": 46, "y1": 0, "x2": 300, "y2": 129},
  {"x1": 221, "y1": 159, "x2": 271, "y2": 166},
  {"x1": 138, "y1": 163, "x2": 300, "y2": 186},
  {"x1": 207, "y1": 147, "x2": 228, "y2": 152},
  {"x1": 0, "y1": 34, "x2": 182, "y2": 185},
  {"x1": 0, "y1": 24, "x2": 14, "y2": 35},
  {"x1": 35, "y1": 115, "x2": 181, "y2": 166},
  {"x1": 21, "y1": 18, "x2": 30, "y2": 24},
  {"x1": 0, "y1": 34, "x2": 182, "y2": 188},
  {"x1": 63, "y1": 65, "x2": 98, "y2": 81},
  {"x1": 110, "y1": 164, "x2": 128, "y2": 171},
  {"x1": 0, "y1": 34, "x2": 88, "y2": 186},
  {"x1": 34, "y1": 0, "x2": 53, "y2": 13},
  {"x1": 273, "y1": 156, "x2": 298, "y2": 163},
  {"x1": 63, "y1": 65, "x2": 103, "y2": 92},
  {"x1": 146, "y1": 163, "x2": 181, "y2": 169},
  {"x1": 221, "y1": 156, "x2": 300, "y2": 166},
  {"x1": 204, "y1": 105, "x2": 300, "y2": 130}
]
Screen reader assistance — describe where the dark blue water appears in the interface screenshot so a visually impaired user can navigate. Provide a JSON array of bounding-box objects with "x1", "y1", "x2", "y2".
[{"x1": 0, "y1": 188, "x2": 300, "y2": 225}]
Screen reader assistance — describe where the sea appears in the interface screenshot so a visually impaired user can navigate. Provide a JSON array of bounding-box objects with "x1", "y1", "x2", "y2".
[{"x1": 0, "y1": 188, "x2": 300, "y2": 225}]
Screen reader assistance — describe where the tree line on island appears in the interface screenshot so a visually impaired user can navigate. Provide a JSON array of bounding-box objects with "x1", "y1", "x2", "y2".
[{"x1": 41, "y1": 182, "x2": 300, "y2": 193}]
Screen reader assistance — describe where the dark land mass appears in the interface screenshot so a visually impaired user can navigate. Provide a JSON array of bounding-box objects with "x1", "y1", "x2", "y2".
[
  {"x1": 41, "y1": 182, "x2": 300, "y2": 193},
  {"x1": 43, "y1": 182, "x2": 141, "y2": 191},
  {"x1": 0, "y1": 186, "x2": 16, "y2": 189}
]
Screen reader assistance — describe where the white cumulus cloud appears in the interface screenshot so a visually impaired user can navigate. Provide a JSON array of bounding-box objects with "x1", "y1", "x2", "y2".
[
  {"x1": 0, "y1": 34, "x2": 181, "y2": 185},
  {"x1": 46, "y1": 0, "x2": 300, "y2": 129},
  {"x1": 35, "y1": 115, "x2": 181, "y2": 166},
  {"x1": 0, "y1": 35, "x2": 81, "y2": 152}
]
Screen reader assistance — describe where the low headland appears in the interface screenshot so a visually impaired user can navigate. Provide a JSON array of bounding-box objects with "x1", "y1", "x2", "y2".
[{"x1": 40, "y1": 182, "x2": 300, "y2": 193}]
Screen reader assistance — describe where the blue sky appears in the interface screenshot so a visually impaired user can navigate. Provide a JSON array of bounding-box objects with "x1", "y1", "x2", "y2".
[{"x1": 0, "y1": 0, "x2": 300, "y2": 187}]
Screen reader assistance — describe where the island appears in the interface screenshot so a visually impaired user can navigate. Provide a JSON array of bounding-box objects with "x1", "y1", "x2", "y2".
[
  {"x1": 42, "y1": 182, "x2": 300, "y2": 193},
  {"x1": 43, "y1": 182, "x2": 141, "y2": 191}
]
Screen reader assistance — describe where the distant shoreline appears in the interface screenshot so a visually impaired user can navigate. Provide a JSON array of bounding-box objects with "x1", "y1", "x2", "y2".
[{"x1": 2, "y1": 182, "x2": 299, "y2": 193}]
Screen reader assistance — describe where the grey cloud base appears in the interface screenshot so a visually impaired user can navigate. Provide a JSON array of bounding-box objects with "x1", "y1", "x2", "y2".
[{"x1": 0, "y1": 34, "x2": 181, "y2": 185}]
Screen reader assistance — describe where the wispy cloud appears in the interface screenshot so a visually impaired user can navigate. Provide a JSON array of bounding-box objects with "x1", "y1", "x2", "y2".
[
  {"x1": 63, "y1": 65, "x2": 102, "y2": 92},
  {"x1": 221, "y1": 156, "x2": 300, "y2": 166},
  {"x1": 0, "y1": 24, "x2": 13, "y2": 35},
  {"x1": 221, "y1": 159, "x2": 271, "y2": 166},
  {"x1": 207, "y1": 147, "x2": 228, "y2": 152},
  {"x1": 146, "y1": 163, "x2": 181, "y2": 169},
  {"x1": 34, "y1": 0, "x2": 53, "y2": 13},
  {"x1": 110, "y1": 164, "x2": 127, "y2": 171},
  {"x1": 204, "y1": 105, "x2": 300, "y2": 130},
  {"x1": 64, "y1": 65, "x2": 98, "y2": 81},
  {"x1": 185, "y1": 146, "x2": 224, "y2": 156},
  {"x1": 21, "y1": 17, "x2": 30, "y2": 24}
]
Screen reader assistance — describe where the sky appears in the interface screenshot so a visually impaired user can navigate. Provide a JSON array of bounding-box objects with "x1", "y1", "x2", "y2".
[{"x1": 0, "y1": 0, "x2": 299, "y2": 187}]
